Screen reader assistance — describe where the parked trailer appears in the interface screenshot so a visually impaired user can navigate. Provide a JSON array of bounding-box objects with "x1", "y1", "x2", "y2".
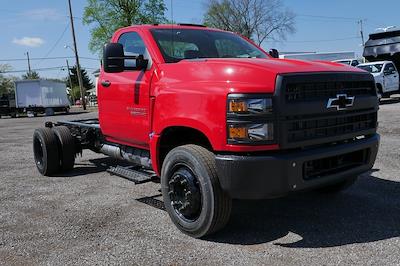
[{"x1": 14, "y1": 80, "x2": 70, "y2": 116}]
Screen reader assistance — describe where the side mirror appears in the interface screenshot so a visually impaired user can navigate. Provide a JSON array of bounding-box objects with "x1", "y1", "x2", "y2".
[
  {"x1": 103, "y1": 43, "x2": 124, "y2": 73},
  {"x1": 384, "y1": 70, "x2": 392, "y2": 76},
  {"x1": 103, "y1": 43, "x2": 148, "y2": 73},
  {"x1": 269, "y1": 49, "x2": 279, "y2": 58}
]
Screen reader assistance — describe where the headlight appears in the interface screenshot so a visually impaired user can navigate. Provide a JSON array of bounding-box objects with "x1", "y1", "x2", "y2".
[{"x1": 227, "y1": 94, "x2": 275, "y2": 144}]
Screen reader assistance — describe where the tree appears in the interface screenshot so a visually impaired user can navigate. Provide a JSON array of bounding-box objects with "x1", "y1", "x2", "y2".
[
  {"x1": 83, "y1": 0, "x2": 167, "y2": 53},
  {"x1": 0, "y1": 64, "x2": 15, "y2": 95},
  {"x1": 204, "y1": 0, "x2": 295, "y2": 46},
  {"x1": 68, "y1": 66, "x2": 94, "y2": 93},
  {"x1": 22, "y1": 71, "x2": 40, "y2": 80},
  {"x1": 69, "y1": 86, "x2": 82, "y2": 102}
]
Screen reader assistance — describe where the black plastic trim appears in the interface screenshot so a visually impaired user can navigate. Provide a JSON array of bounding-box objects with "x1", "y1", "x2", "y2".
[
  {"x1": 215, "y1": 134, "x2": 379, "y2": 199},
  {"x1": 274, "y1": 72, "x2": 378, "y2": 149}
]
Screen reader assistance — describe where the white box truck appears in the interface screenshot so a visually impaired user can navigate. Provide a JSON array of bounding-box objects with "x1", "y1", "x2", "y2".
[{"x1": 14, "y1": 80, "x2": 70, "y2": 116}]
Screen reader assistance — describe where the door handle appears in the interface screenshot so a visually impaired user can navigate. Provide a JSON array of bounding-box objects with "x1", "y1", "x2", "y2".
[{"x1": 101, "y1": 80, "x2": 111, "y2": 87}]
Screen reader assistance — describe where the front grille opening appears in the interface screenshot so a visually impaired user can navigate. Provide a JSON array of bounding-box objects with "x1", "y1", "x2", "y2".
[
  {"x1": 286, "y1": 80, "x2": 376, "y2": 102},
  {"x1": 287, "y1": 112, "x2": 377, "y2": 143},
  {"x1": 303, "y1": 148, "x2": 370, "y2": 180}
]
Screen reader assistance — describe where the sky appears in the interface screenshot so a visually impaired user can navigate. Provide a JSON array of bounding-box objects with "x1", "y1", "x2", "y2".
[{"x1": 0, "y1": 0, "x2": 399, "y2": 81}]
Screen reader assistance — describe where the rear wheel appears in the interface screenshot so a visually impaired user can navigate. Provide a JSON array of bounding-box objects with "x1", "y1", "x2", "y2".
[
  {"x1": 33, "y1": 128, "x2": 60, "y2": 176},
  {"x1": 161, "y1": 145, "x2": 232, "y2": 238},
  {"x1": 52, "y1": 126, "x2": 75, "y2": 171}
]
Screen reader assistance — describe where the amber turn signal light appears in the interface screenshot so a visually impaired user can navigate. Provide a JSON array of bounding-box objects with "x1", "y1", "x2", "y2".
[{"x1": 228, "y1": 126, "x2": 248, "y2": 139}]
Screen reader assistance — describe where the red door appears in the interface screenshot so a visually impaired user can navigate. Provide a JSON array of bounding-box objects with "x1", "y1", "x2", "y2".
[{"x1": 98, "y1": 31, "x2": 152, "y2": 149}]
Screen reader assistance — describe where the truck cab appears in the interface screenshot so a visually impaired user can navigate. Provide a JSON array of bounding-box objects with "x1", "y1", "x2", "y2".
[
  {"x1": 33, "y1": 24, "x2": 379, "y2": 238},
  {"x1": 357, "y1": 61, "x2": 399, "y2": 97}
]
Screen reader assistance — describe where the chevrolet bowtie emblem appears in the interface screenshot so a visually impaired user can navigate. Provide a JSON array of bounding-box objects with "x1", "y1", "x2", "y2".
[{"x1": 327, "y1": 94, "x2": 355, "y2": 111}]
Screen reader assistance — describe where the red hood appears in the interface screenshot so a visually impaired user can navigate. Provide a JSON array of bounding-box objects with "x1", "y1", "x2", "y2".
[{"x1": 157, "y1": 58, "x2": 364, "y2": 94}]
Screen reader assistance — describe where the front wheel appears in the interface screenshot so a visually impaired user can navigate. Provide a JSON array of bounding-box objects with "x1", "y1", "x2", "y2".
[{"x1": 161, "y1": 145, "x2": 232, "y2": 238}]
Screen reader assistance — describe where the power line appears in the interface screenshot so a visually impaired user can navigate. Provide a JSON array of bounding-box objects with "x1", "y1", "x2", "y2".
[
  {"x1": 2, "y1": 65, "x2": 97, "y2": 74},
  {"x1": 3, "y1": 66, "x2": 67, "y2": 73},
  {"x1": 0, "y1": 56, "x2": 98, "y2": 62},
  {"x1": 35, "y1": 22, "x2": 70, "y2": 67}
]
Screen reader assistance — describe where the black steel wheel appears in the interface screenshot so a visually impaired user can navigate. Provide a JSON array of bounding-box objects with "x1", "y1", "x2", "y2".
[
  {"x1": 161, "y1": 145, "x2": 232, "y2": 238},
  {"x1": 33, "y1": 127, "x2": 60, "y2": 176},
  {"x1": 168, "y1": 166, "x2": 202, "y2": 221},
  {"x1": 52, "y1": 126, "x2": 75, "y2": 172}
]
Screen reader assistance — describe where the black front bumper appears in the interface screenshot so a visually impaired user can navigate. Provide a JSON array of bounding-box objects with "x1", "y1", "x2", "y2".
[{"x1": 215, "y1": 134, "x2": 379, "y2": 199}]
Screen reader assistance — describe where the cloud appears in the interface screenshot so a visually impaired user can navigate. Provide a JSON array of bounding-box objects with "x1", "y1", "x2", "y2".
[
  {"x1": 23, "y1": 8, "x2": 64, "y2": 21},
  {"x1": 12, "y1": 37, "x2": 45, "y2": 47}
]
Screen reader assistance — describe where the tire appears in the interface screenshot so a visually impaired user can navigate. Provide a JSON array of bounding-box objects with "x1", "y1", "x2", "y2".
[
  {"x1": 161, "y1": 144, "x2": 232, "y2": 238},
  {"x1": 376, "y1": 84, "x2": 384, "y2": 100},
  {"x1": 33, "y1": 128, "x2": 60, "y2": 176},
  {"x1": 317, "y1": 176, "x2": 358, "y2": 193},
  {"x1": 52, "y1": 126, "x2": 75, "y2": 171}
]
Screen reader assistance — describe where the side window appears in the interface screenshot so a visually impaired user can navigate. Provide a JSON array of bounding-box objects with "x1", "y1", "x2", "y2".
[
  {"x1": 118, "y1": 32, "x2": 146, "y2": 55},
  {"x1": 118, "y1": 32, "x2": 146, "y2": 69},
  {"x1": 384, "y1": 63, "x2": 396, "y2": 74}
]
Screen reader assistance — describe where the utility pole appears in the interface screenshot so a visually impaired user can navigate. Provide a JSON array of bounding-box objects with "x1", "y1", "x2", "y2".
[
  {"x1": 66, "y1": 59, "x2": 74, "y2": 102},
  {"x1": 358, "y1": 19, "x2": 365, "y2": 47},
  {"x1": 68, "y1": 0, "x2": 86, "y2": 110},
  {"x1": 25, "y1": 52, "x2": 32, "y2": 74}
]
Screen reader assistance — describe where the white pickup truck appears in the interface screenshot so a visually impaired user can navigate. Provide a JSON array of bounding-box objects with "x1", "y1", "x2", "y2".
[
  {"x1": 333, "y1": 58, "x2": 361, "y2": 67},
  {"x1": 357, "y1": 61, "x2": 399, "y2": 97}
]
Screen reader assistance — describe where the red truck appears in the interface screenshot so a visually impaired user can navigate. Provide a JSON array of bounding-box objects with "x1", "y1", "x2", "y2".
[{"x1": 33, "y1": 24, "x2": 379, "y2": 238}]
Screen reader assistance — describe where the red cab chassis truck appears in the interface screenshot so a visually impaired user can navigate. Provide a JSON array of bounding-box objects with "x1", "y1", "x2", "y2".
[{"x1": 33, "y1": 24, "x2": 379, "y2": 238}]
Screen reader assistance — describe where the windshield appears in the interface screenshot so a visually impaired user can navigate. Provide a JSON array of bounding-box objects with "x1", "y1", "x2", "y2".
[
  {"x1": 357, "y1": 64, "x2": 383, "y2": 73},
  {"x1": 150, "y1": 29, "x2": 268, "y2": 63}
]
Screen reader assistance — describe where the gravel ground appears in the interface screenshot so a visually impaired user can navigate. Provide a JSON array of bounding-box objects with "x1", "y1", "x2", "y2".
[{"x1": 0, "y1": 101, "x2": 400, "y2": 266}]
